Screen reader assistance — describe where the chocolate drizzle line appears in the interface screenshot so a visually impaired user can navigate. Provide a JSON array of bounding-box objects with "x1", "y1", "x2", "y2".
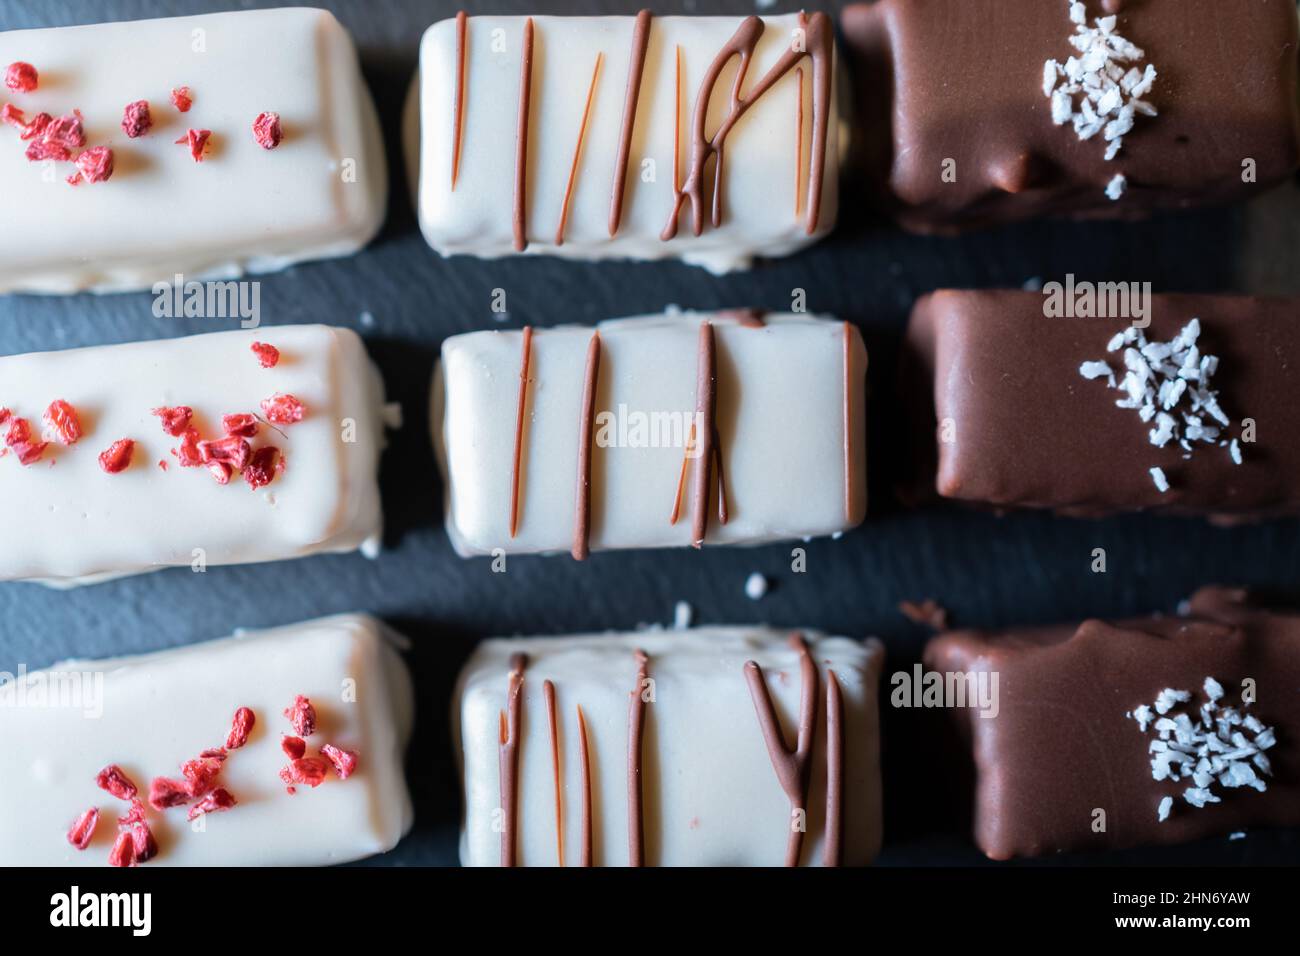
[
  {"x1": 512, "y1": 18, "x2": 535, "y2": 252},
  {"x1": 627, "y1": 649, "x2": 649, "y2": 866},
  {"x1": 841, "y1": 321, "x2": 853, "y2": 523},
  {"x1": 794, "y1": 66, "x2": 804, "y2": 218},
  {"x1": 572, "y1": 332, "x2": 602, "y2": 560},
  {"x1": 452, "y1": 10, "x2": 468, "y2": 190},
  {"x1": 690, "y1": 321, "x2": 719, "y2": 548},
  {"x1": 543, "y1": 679, "x2": 565, "y2": 866},
  {"x1": 661, "y1": 12, "x2": 833, "y2": 240},
  {"x1": 509, "y1": 326, "x2": 533, "y2": 538},
  {"x1": 557, "y1": 53, "x2": 604, "y2": 246},
  {"x1": 608, "y1": 10, "x2": 653, "y2": 237},
  {"x1": 576, "y1": 704, "x2": 594, "y2": 867},
  {"x1": 743, "y1": 633, "x2": 817, "y2": 867},
  {"x1": 498, "y1": 652, "x2": 527, "y2": 867},
  {"x1": 672, "y1": 44, "x2": 683, "y2": 194},
  {"x1": 824, "y1": 669, "x2": 844, "y2": 868}
]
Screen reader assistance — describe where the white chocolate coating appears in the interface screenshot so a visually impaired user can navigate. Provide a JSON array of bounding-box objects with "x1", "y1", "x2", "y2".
[
  {"x1": 455, "y1": 627, "x2": 884, "y2": 866},
  {"x1": 0, "y1": 8, "x2": 386, "y2": 294},
  {"x1": 433, "y1": 311, "x2": 867, "y2": 556},
  {"x1": 0, "y1": 615, "x2": 414, "y2": 866},
  {"x1": 410, "y1": 14, "x2": 842, "y2": 273},
  {"x1": 0, "y1": 324, "x2": 388, "y2": 585}
]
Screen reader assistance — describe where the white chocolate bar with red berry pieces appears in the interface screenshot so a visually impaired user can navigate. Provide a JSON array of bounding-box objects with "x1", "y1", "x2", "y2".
[
  {"x1": 0, "y1": 614, "x2": 414, "y2": 866},
  {"x1": 405, "y1": 13, "x2": 844, "y2": 273},
  {"x1": 0, "y1": 324, "x2": 391, "y2": 586},
  {"x1": 0, "y1": 8, "x2": 385, "y2": 294},
  {"x1": 455, "y1": 627, "x2": 884, "y2": 866},
  {"x1": 432, "y1": 311, "x2": 868, "y2": 557}
]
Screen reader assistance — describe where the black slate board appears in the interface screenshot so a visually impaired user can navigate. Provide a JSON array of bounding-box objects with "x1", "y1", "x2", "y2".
[{"x1": 1, "y1": 0, "x2": 1298, "y2": 867}]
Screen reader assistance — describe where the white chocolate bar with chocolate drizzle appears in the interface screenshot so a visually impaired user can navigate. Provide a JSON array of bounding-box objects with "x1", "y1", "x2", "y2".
[
  {"x1": 0, "y1": 8, "x2": 386, "y2": 294},
  {"x1": 407, "y1": 12, "x2": 843, "y2": 273},
  {"x1": 455, "y1": 627, "x2": 884, "y2": 867},
  {"x1": 433, "y1": 311, "x2": 867, "y2": 557},
  {"x1": 0, "y1": 615, "x2": 414, "y2": 866},
  {"x1": 0, "y1": 325, "x2": 390, "y2": 586}
]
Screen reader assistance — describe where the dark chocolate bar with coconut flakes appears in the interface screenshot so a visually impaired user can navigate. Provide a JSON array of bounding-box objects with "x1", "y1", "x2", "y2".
[
  {"x1": 904, "y1": 290, "x2": 1300, "y2": 518},
  {"x1": 925, "y1": 587, "x2": 1300, "y2": 859},
  {"x1": 841, "y1": 0, "x2": 1300, "y2": 233}
]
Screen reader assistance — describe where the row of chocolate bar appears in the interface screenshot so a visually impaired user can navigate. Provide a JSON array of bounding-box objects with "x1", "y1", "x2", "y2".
[
  {"x1": 2, "y1": 3, "x2": 1297, "y2": 291},
  {"x1": 3, "y1": 587, "x2": 1296, "y2": 866}
]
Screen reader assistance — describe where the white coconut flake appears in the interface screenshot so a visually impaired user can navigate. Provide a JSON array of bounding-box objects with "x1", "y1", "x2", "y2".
[
  {"x1": 744, "y1": 572, "x2": 769, "y2": 601},
  {"x1": 673, "y1": 600, "x2": 693, "y2": 630},
  {"x1": 1105, "y1": 173, "x2": 1127, "y2": 200},
  {"x1": 1150, "y1": 467, "x2": 1169, "y2": 493},
  {"x1": 1157, "y1": 796, "x2": 1173, "y2": 822}
]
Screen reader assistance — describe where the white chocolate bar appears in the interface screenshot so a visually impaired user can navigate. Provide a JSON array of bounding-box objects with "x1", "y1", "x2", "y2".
[
  {"x1": 0, "y1": 325, "x2": 389, "y2": 585},
  {"x1": 0, "y1": 8, "x2": 386, "y2": 294},
  {"x1": 433, "y1": 311, "x2": 867, "y2": 557},
  {"x1": 407, "y1": 13, "x2": 843, "y2": 273},
  {"x1": 0, "y1": 615, "x2": 414, "y2": 866},
  {"x1": 455, "y1": 627, "x2": 884, "y2": 867}
]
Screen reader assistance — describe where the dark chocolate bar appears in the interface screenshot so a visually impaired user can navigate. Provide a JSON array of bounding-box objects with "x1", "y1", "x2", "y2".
[
  {"x1": 842, "y1": 0, "x2": 1300, "y2": 232},
  {"x1": 925, "y1": 588, "x2": 1300, "y2": 859},
  {"x1": 906, "y1": 290, "x2": 1300, "y2": 517}
]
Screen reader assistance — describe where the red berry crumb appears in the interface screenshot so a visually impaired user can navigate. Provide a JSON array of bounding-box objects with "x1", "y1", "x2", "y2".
[
  {"x1": 207, "y1": 460, "x2": 232, "y2": 485},
  {"x1": 261, "y1": 393, "x2": 305, "y2": 425},
  {"x1": 251, "y1": 111, "x2": 282, "y2": 150},
  {"x1": 43, "y1": 399, "x2": 82, "y2": 445},
  {"x1": 68, "y1": 146, "x2": 114, "y2": 186},
  {"x1": 67, "y1": 808, "x2": 99, "y2": 850},
  {"x1": 98, "y1": 438, "x2": 134, "y2": 474},
  {"x1": 171, "y1": 86, "x2": 193, "y2": 112},
  {"x1": 279, "y1": 757, "x2": 329, "y2": 791},
  {"x1": 4, "y1": 61, "x2": 37, "y2": 93},
  {"x1": 107, "y1": 831, "x2": 137, "y2": 868},
  {"x1": 158, "y1": 459, "x2": 168, "y2": 472},
  {"x1": 25, "y1": 112, "x2": 84, "y2": 162},
  {"x1": 4, "y1": 416, "x2": 47, "y2": 466},
  {"x1": 175, "y1": 128, "x2": 210, "y2": 162},
  {"x1": 281, "y1": 736, "x2": 307, "y2": 760},
  {"x1": 1, "y1": 103, "x2": 24, "y2": 128},
  {"x1": 95, "y1": 764, "x2": 139, "y2": 801},
  {"x1": 180, "y1": 756, "x2": 223, "y2": 798},
  {"x1": 226, "y1": 706, "x2": 256, "y2": 750},
  {"x1": 199, "y1": 435, "x2": 251, "y2": 470},
  {"x1": 321, "y1": 744, "x2": 359, "y2": 780},
  {"x1": 188, "y1": 787, "x2": 237, "y2": 822},
  {"x1": 283, "y1": 695, "x2": 317, "y2": 736},
  {"x1": 148, "y1": 776, "x2": 190, "y2": 811},
  {"x1": 151, "y1": 405, "x2": 193, "y2": 436},
  {"x1": 121, "y1": 100, "x2": 152, "y2": 138},
  {"x1": 244, "y1": 446, "x2": 279, "y2": 490},
  {"x1": 118, "y1": 804, "x2": 158, "y2": 863},
  {"x1": 221, "y1": 413, "x2": 258, "y2": 438},
  {"x1": 199, "y1": 747, "x2": 228, "y2": 762},
  {"x1": 176, "y1": 426, "x2": 203, "y2": 467},
  {"x1": 251, "y1": 341, "x2": 280, "y2": 368}
]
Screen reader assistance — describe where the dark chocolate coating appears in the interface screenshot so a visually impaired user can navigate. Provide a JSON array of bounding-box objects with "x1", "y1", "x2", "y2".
[
  {"x1": 841, "y1": 0, "x2": 1300, "y2": 233},
  {"x1": 925, "y1": 588, "x2": 1300, "y2": 860},
  {"x1": 907, "y1": 290, "x2": 1300, "y2": 517}
]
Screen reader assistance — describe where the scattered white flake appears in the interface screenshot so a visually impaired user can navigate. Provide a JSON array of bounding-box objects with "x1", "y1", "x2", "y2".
[
  {"x1": 1150, "y1": 466, "x2": 1169, "y2": 493},
  {"x1": 673, "y1": 600, "x2": 693, "y2": 630},
  {"x1": 1228, "y1": 831, "x2": 1247, "y2": 841},
  {"x1": 1229, "y1": 438, "x2": 1242, "y2": 465},
  {"x1": 1105, "y1": 173, "x2": 1127, "y2": 201},
  {"x1": 1130, "y1": 678, "x2": 1279, "y2": 822},
  {"x1": 744, "y1": 573, "x2": 769, "y2": 601},
  {"x1": 358, "y1": 310, "x2": 375, "y2": 328},
  {"x1": 1079, "y1": 360, "x2": 1115, "y2": 384}
]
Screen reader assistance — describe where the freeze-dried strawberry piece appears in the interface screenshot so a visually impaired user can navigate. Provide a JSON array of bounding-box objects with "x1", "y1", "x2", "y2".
[
  {"x1": 175, "y1": 128, "x2": 210, "y2": 162},
  {"x1": 176, "y1": 426, "x2": 203, "y2": 467},
  {"x1": 207, "y1": 460, "x2": 232, "y2": 485},
  {"x1": 147, "y1": 776, "x2": 190, "y2": 811},
  {"x1": 121, "y1": 100, "x2": 152, "y2": 138},
  {"x1": 68, "y1": 146, "x2": 114, "y2": 186},
  {"x1": 25, "y1": 137, "x2": 69, "y2": 162},
  {"x1": 171, "y1": 86, "x2": 192, "y2": 112},
  {"x1": 226, "y1": 707, "x2": 255, "y2": 750},
  {"x1": 26, "y1": 112, "x2": 85, "y2": 161},
  {"x1": 180, "y1": 756, "x2": 223, "y2": 798},
  {"x1": 118, "y1": 804, "x2": 158, "y2": 864},
  {"x1": 4, "y1": 61, "x2": 37, "y2": 93},
  {"x1": 95, "y1": 764, "x2": 139, "y2": 801},
  {"x1": 44, "y1": 400, "x2": 82, "y2": 445},
  {"x1": 281, "y1": 736, "x2": 306, "y2": 760},
  {"x1": 321, "y1": 744, "x2": 359, "y2": 780},
  {"x1": 260, "y1": 393, "x2": 304, "y2": 425},
  {"x1": 67, "y1": 808, "x2": 99, "y2": 850},
  {"x1": 199, "y1": 747, "x2": 228, "y2": 762},
  {"x1": 0, "y1": 409, "x2": 9, "y2": 425},
  {"x1": 107, "y1": 831, "x2": 136, "y2": 868},
  {"x1": 251, "y1": 111, "x2": 282, "y2": 150},
  {"x1": 279, "y1": 757, "x2": 329, "y2": 791},
  {"x1": 244, "y1": 446, "x2": 279, "y2": 490},
  {"x1": 1, "y1": 103, "x2": 24, "y2": 128},
  {"x1": 187, "y1": 788, "x2": 237, "y2": 821},
  {"x1": 199, "y1": 435, "x2": 251, "y2": 471},
  {"x1": 221, "y1": 413, "x2": 258, "y2": 438},
  {"x1": 98, "y1": 439, "x2": 134, "y2": 474},
  {"x1": 151, "y1": 405, "x2": 193, "y2": 437},
  {"x1": 5, "y1": 416, "x2": 29, "y2": 446},
  {"x1": 250, "y1": 342, "x2": 280, "y2": 368},
  {"x1": 12, "y1": 440, "x2": 47, "y2": 466},
  {"x1": 283, "y1": 695, "x2": 317, "y2": 736}
]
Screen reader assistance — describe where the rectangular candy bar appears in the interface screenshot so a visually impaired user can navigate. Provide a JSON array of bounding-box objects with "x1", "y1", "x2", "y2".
[
  {"x1": 0, "y1": 325, "x2": 389, "y2": 585},
  {"x1": 455, "y1": 627, "x2": 884, "y2": 866},
  {"x1": 0, "y1": 614, "x2": 413, "y2": 866},
  {"x1": 0, "y1": 8, "x2": 386, "y2": 293},
  {"x1": 906, "y1": 290, "x2": 1300, "y2": 517},
  {"x1": 433, "y1": 311, "x2": 867, "y2": 557},
  {"x1": 409, "y1": 13, "x2": 841, "y2": 272},
  {"x1": 842, "y1": 0, "x2": 1300, "y2": 232},
  {"x1": 925, "y1": 588, "x2": 1300, "y2": 859}
]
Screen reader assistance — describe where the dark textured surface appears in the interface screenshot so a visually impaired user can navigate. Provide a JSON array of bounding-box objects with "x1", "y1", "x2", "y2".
[{"x1": 1, "y1": 0, "x2": 1297, "y2": 867}]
